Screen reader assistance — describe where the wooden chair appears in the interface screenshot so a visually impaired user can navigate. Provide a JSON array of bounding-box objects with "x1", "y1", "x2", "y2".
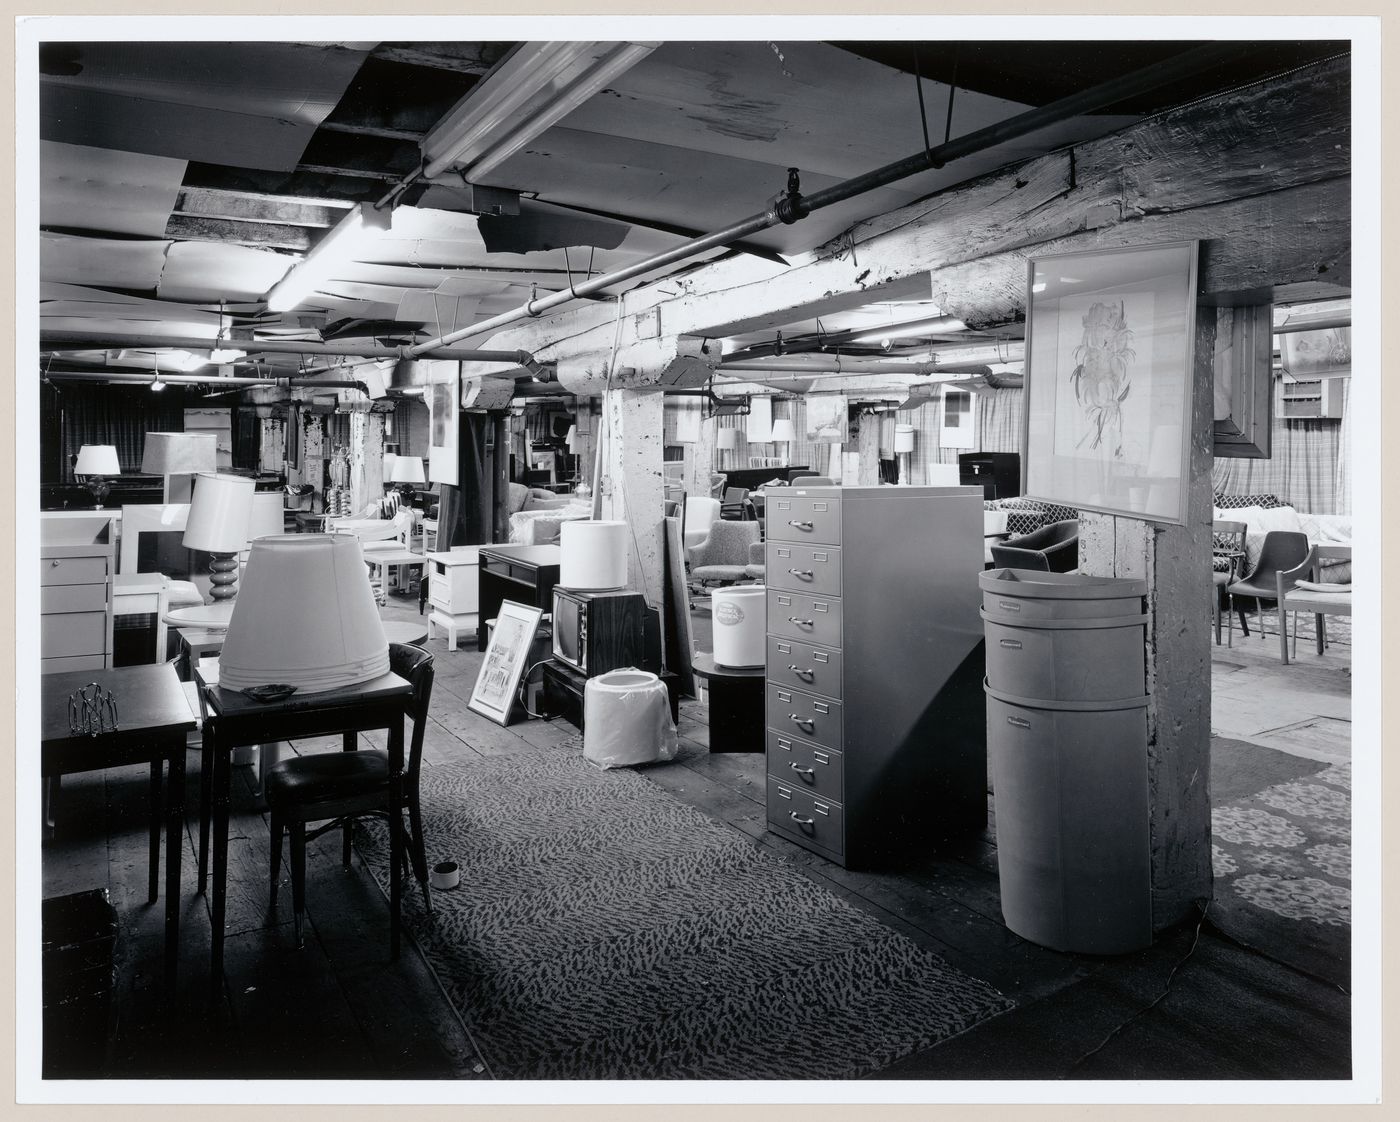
[
  {"x1": 1276, "y1": 544, "x2": 1352, "y2": 664},
  {"x1": 1211, "y1": 519, "x2": 1248, "y2": 645},
  {"x1": 265, "y1": 643, "x2": 435, "y2": 949}
]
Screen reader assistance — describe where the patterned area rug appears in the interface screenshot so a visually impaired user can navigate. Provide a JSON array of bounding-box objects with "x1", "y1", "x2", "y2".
[
  {"x1": 1210, "y1": 742, "x2": 1350, "y2": 988},
  {"x1": 359, "y1": 748, "x2": 1014, "y2": 1080}
]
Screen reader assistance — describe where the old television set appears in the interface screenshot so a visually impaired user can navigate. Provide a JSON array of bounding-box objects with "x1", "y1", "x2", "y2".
[{"x1": 550, "y1": 587, "x2": 647, "y2": 678}]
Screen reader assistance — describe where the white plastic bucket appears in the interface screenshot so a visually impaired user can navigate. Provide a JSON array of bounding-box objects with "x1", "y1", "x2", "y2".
[{"x1": 711, "y1": 585, "x2": 767, "y2": 669}]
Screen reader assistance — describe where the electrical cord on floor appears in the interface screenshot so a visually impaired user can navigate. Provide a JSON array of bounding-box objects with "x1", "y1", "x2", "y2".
[
  {"x1": 1063, "y1": 899, "x2": 1211, "y2": 1077},
  {"x1": 517, "y1": 657, "x2": 554, "y2": 720}
]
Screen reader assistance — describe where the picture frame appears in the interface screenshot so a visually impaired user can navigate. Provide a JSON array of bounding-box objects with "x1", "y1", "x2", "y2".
[
  {"x1": 426, "y1": 360, "x2": 460, "y2": 486},
  {"x1": 804, "y1": 393, "x2": 849, "y2": 443},
  {"x1": 1023, "y1": 240, "x2": 1199, "y2": 525},
  {"x1": 468, "y1": 599, "x2": 544, "y2": 726},
  {"x1": 1212, "y1": 304, "x2": 1274, "y2": 460},
  {"x1": 938, "y1": 385, "x2": 977, "y2": 449}
]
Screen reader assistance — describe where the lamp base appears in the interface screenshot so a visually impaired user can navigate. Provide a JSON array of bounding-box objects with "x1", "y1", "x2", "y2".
[
  {"x1": 207, "y1": 552, "x2": 239, "y2": 602},
  {"x1": 85, "y1": 478, "x2": 111, "y2": 510}
]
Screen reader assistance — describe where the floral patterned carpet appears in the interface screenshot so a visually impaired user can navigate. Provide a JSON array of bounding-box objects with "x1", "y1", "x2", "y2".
[{"x1": 1210, "y1": 739, "x2": 1350, "y2": 988}]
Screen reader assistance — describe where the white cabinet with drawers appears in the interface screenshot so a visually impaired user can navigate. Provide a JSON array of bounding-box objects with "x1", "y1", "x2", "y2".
[
  {"x1": 41, "y1": 513, "x2": 116, "y2": 674},
  {"x1": 762, "y1": 485, "x2": 987, "y2": 868},
  {"x1": 426, "y1": 546, "x2": 481, "y2": 651}
]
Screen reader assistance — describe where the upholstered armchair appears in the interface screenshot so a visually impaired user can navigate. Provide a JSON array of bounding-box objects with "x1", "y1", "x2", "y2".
[
  {"x1": 990, "y1": 519, "x2": 1080, "y2": 573},
  {"x1": 686, "y1": 519, "x2": 761, "y2": 589}
]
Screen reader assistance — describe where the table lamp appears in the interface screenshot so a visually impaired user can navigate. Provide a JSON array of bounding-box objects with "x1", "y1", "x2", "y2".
[
  {"x1": 716, "y1": 426, "x2": 739, "y2": 470},
  {"x1": 894, "y1": 424, "x2": 916, "y2": 484},
  {"x1": 182, "y1": 473, "x2": 255, "y2": 602},
  {"x1": 388, "y1": 454, "x2": 425, "y2": 499},
  {"x1": 73, "y1": 444, "x2": 122, "y2": 508},
  {"x1": 217, "y1": 534, "x2": 389, "y2": 693},
  {"x1": 770, "y1": 418, "x2": 795, "y2": 466},
  {"x1": 141, "y1": 432, "x2": 218, "y2": 503}
]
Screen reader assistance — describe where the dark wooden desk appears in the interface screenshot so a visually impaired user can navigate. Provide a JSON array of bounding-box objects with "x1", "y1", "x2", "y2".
[
  {"x1": 691, "y1": 652, "x2": 765, "y2": 753},
  {"x1": 194, "y1": 658, "x2": 411, "y2": 997},
  {"x1": 719, "y1": 465, "x2": 810, "y2": 492},
  {"x1": 41, "y1": 663, "x2": 195, "y2": 982},
  {"x1": 476, "y1": 544, "x2": 561, "y2": 652}
]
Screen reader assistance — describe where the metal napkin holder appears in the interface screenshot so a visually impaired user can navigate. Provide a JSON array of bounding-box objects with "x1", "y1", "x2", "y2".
[{"x1": 68, "y1": 682, "x2": 118, "y2": 736}]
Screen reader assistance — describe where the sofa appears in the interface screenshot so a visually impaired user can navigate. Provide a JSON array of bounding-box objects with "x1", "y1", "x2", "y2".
[
  {"x1": 507, "y1": 482, "x2": 590, "y2": 545},
  {"x1": 1213, "y1": 491, "x2": 1351, "y2": 583}
]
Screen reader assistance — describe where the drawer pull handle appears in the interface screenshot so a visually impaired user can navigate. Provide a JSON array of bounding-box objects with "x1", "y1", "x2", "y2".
[
  {"x1": 788, "y1": 568, "x2": 814, "y2": 578},
  {"x1": 788, "y1": 520, "x2": 814, "y2": 529},
  {"x1": 789, "y1": 812, "x2": 815, "y2": 827},
  {"x1": 787, "y1": 665, "x2": 813, "y2": 679},
  {"x1": 999, "y1": 639, "x2": 1023, "y2": 649},
  {"x1": 50, "y1": 560, "x2": 60, "y2": 567},
  {"x1": 1007, "y1": 716, "x2": 1032, "y2": 729},
  {"x1": 789, "y1": 714, "x2": 814, "y2": 728},
  {"x1": 788, "y1": 617, "x2": 814, "y2": 627},
  {"x1": 790, "y1": 763, "x2": 815, "y2": 777}
]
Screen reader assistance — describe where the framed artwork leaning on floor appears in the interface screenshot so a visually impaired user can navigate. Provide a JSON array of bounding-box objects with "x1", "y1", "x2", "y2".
[{"x1": 1022, "y1": 239, "x2": 1199, "y2": 525}]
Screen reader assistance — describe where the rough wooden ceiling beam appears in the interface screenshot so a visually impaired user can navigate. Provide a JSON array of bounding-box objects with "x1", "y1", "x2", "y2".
[
  {"x1": 174, "y1": 188, "x2": 343, "y2": 229},
  {"x1": 182, "y1": 162, "x2": 384, "y2": 206},
  {"x1": 370, "y1": 42, "x2": 513, "y2": 76},
  {"x1": 317, "y1": 121, "x2": 426, "y2": 142},
  {"x1": 297, "y1": 132, "x2": 421, "y2": 180},
  {"x1": 164, "y1": 215, "x2": 311, "y2": 251},
  {"x1": 320, "y1": 57, "x2": 476, "y2": 141}
]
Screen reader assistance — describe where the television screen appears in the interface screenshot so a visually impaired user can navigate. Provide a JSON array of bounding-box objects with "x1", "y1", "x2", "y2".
[{"x1": 552, "y1": 591, "x2": 582, "y2": 670}]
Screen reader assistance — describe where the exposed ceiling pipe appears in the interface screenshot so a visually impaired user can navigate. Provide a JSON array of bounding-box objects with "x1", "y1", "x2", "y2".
[
  {"x1": 407, "y1": 41, "x2": 1253, "y2": 358},
  {"x1": 44, "y1": 370, "x2": 370, "y2": 393},
  {"x1": 40, "y1": 329, "x2": 540, "y2": 369}
]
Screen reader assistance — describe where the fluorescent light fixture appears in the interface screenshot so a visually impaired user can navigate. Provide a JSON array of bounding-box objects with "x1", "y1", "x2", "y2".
[
  {"x1": 420, "y1": 41, "x2": 659, "y2": 182},
  {"x1": 265, "y1": 203, "x2": 394, "y2": 314},
  {"x1": 849, "y1": 315, "x2": 968, "y2": 346}
]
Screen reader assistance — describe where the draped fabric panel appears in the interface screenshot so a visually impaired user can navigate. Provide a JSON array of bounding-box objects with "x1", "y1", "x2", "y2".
[
  {"x1": 54, "y1": 383, "x2": 188, "y2": 482},
  {"x1": 1211, "y1": 380, "x2": 1343, "y2": 514},
  {"x1": 437, "y1": 412, "x2": 492, "y2": 548},
  {"x1": 1334, "y1": 379, "x2": 1351, "y2": 515},
  {"x1": 232, "y1": 406, "x2": 260, "y2": 471}
]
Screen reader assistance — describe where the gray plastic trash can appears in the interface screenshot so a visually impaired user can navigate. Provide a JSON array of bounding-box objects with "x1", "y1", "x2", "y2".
[{"x1": 978, "y1": 568, "x2": 1152, "y2": 954}]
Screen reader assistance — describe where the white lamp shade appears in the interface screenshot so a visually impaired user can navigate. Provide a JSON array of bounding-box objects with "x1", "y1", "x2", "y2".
[
  {"x1": 769, "y1": 419, "x2": 796, "y2": 443},
  {"x1": 560, "y1": 519, "x2": 629, "y2": 590},
  {"x1": 182, "y1": 473, "x2": 255, "y2": 553},
  {"x1": 716, "y1": 428, "x2": 740, "y2": 450},
  {"x1": 141, "y1": 432, "x2": 218, "y2": 475},
  {"x1": 565, "y1": 425, "x2": 578, "y2": 452},
  {"x1": 894, "y1": 424, "x2": 917, "y2": 453},
  {"x1": 248, "y1": 491, "x2": 286, "y2": 540},
  {"x1": 389, "y1": 455, "x2": 426, "y2": 484},
  {"x1": 382, "y1": 452, "x2": 398, "y2": 478},
  {"x1": 217, "y1": 534, "x2": 389, "y2": 694},
  {"x1": 74, "y1": 445, "x2": 121, "y2": 475}
]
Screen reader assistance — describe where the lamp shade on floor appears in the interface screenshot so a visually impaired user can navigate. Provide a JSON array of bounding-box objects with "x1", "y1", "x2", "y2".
[{"x1": 217, "y1": 534, "x2": 389, "y2": 694}]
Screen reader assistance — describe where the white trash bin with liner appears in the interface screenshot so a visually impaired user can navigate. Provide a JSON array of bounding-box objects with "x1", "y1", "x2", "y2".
[{"x1": 582, "y1": 669, "x2": 678, "y2": 768}]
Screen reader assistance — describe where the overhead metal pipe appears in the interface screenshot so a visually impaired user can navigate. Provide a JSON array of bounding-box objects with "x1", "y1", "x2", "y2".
[
  {"x1": 40, "y1": 329, "x2": 540, "y2": 368},
  {"x1": 44, "y1": 370, "x2": 371, "y2": 393},
  {"x1": 408, "y1": 42, "x2": 1253, "y2": 357}
]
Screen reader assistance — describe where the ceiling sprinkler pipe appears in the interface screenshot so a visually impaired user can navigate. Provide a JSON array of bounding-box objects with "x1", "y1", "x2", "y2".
[{"x1": 408, "y1": 43, "x2": 1250, "y2": 358}]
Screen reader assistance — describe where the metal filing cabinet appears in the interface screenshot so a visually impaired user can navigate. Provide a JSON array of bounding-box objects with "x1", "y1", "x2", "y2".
[
  {"x1": 763, "y1": 485, "x2": 988, "y2": 867},
  {"x1": 41, "y1": 514, "x2": 116, "y2": 674}
]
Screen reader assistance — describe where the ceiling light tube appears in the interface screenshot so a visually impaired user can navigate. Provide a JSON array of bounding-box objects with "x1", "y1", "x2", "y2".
[
  {"x1": 848, "y1": 315, "x2": 968, "y2": 345},
  {"x1": 265, "y1": 204, "x2": 394, "y2": 314},
  {"x1": 420, "y1": 41, "x2": 659, "y2": 182}
]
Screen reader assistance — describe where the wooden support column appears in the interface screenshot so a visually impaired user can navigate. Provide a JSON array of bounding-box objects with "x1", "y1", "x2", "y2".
[
  {"x1": 852, "y1": 414, "x2": 882, "y2": 486},
  {"x1": 684, "y1": 413, "x2": 716, "y2": 498},
  {"x1": 596, "y1": 386, "x2": 665, "y2": 611},
  {"x1": 348, "y1": 410, "x2": 386, "y2": 513},
  {"x1": 1076, "y1": 303, "x2": 1216, "y2": 933}
]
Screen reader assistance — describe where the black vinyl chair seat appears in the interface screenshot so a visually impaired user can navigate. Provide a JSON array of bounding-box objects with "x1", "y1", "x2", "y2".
[
  {"x1": 990, "y1": 519, "x2": 1080, "y2": 573},
  {"x1": 266, "y1": 751, "x2": 388, "y2": 803}
]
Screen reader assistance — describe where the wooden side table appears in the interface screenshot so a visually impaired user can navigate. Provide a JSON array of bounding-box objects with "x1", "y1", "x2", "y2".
[{"x1": 476, "y1": 544, "x2": 561, "y2": 652}]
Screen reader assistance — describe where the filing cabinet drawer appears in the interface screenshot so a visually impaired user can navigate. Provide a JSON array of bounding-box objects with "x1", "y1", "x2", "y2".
[
  {"x1": 765, "y1": 495, "x2": 841, "y2": 545},
  {"x1": 767, "y1": 683, "x2": 844, "y2": 750},
  {"x1": 767, "y1": 589, "x2": 843, "y2": 648},
  {"x1": 765, "y1": 542, "x2": 842, "y2": 596},
  {"x1": 41, "y1": 556, "x2": 109, "y2": 586},
  {"x1": 43, "y1": 652, "x2": 107, "y2": 675},
  {"x1": 42, "y1": 611, "x2": 108, "y2": 659},
  {"x1": 767, "y1": 777, "x2": 844, "y2": 859},
  {"x1": 41, "y1": 583, "x2": 109, "y2": 614},
  {"x1": 767, "y1": 729, "x2": 843, "y2": 802},
  {"x1": 767, "y1": 636, "x2": 843, "y2": 698}
]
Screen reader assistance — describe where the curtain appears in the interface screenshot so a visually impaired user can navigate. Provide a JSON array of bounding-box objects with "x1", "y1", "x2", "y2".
[
  {"x1": 1211, "y1": 381, "x2": 1342, "y2": 513},
  {"x1": 977, "y1": 386, "x2": 1024, "y2": 455},
  {"x1": 436, "y1": 412, "x2": 492, "y2": 548},
  {"x1": 56, "y1": 383, "x2": 188, "y2": 482},
  {"x1": 1334, "y1": 379, "x2": 1351, "y2": 515}
]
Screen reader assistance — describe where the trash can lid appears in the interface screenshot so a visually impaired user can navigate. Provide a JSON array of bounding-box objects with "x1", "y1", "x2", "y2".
[{"x1": 979, "y1": 568, "x2": 1148, "y2": 599}]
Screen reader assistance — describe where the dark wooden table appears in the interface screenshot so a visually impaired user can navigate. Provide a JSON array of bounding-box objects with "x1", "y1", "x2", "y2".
[
  {"x1": 193, "y1": 658, "x2": 411, "y2": 998},
  {"x1": 476, "y1": 543, "x2": 561, "y2": 651},
  {"x1": 41, "y1": 662, "x2": 196, "y2": 982},
  {"x1": 691, "y1": 652, "x2": 766, "y2": 753}
]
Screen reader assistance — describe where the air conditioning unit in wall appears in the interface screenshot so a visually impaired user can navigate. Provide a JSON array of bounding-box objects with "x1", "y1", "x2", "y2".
[{"x1": 1276, "y1": 377, "x2": 1344, "y2": 419}]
